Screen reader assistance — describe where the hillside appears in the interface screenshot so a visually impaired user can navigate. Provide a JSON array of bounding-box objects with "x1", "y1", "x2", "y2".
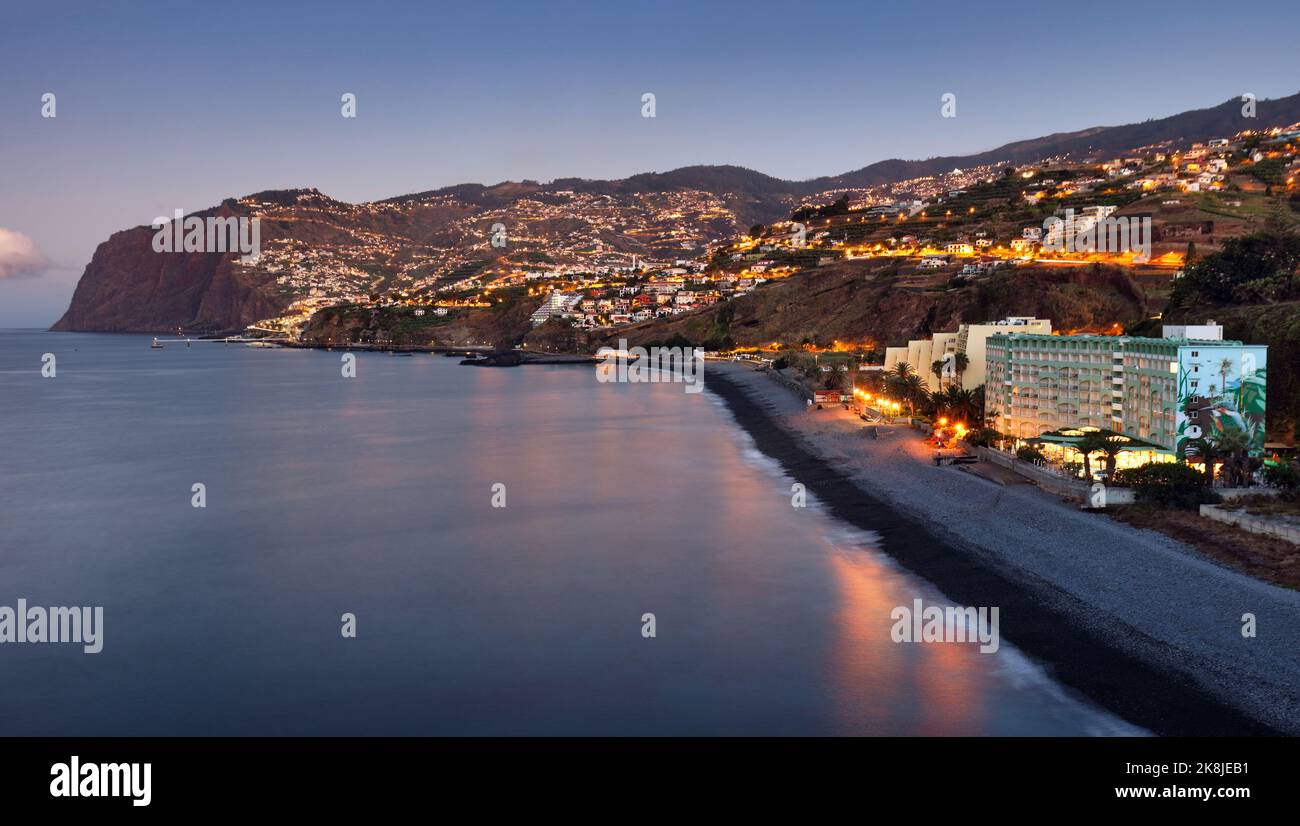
[
  {"x1": 53, "y1": 91, "x2": 1300, "y2": 333},
  {"x1": 585, "y1": 259, "x2": 1150, "y2": 350}
]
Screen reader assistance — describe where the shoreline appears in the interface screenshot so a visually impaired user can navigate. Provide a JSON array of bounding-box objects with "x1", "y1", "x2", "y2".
[{"x1": 704, "y1": 362, "x2": 1294, "y2": 736}]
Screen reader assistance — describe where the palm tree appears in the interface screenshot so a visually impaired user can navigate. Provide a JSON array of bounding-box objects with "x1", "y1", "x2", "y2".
[
  {"x1": 953, "y1": 351, "x2": 969, "y2": 387},
  {"x1": 898, "y1": 373, "x2": 925, "y2": 416},
  {"x1": 1187, "y1": 437, "x2": 1220, "y2": 487},
  {"x1": 1095, "y1": 436, "x2": 1127, "y2": 480},
  {"x1": 931, "y1": 359, "x2": 947, "y2": 390},
  {"x1": 1074, "y1": 432, "x2": 1110, "y2": 480},
  {"x1": 932, "y1": 385, "x2": 982, "y2": 425},
  {"x1": 885, "y1": 362, "x2": 913, "y2": 406},
  {"x1": 1210, "y1": 429, "x2": 1252, "y2": 487}
]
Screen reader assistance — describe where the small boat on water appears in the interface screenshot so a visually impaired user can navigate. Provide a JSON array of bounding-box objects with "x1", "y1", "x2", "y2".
[{"x1": 150, "y1": 338, "x2": 165, "y2": 350}]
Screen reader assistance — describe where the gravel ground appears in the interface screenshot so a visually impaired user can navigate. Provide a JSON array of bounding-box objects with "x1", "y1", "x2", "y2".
[{"x1": 707, "y1": 361, "x2": 1300, "y2": 734}]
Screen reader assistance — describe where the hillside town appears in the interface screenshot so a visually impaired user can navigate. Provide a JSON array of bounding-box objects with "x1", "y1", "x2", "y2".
[{"x1": 223, "y1": 122, "x2": 1300, "y2": 345}]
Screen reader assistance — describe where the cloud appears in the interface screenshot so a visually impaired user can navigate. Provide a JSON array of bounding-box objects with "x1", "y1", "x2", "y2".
[{"x1": 0, "y1": 228, "x2": 51, "y2": 279}]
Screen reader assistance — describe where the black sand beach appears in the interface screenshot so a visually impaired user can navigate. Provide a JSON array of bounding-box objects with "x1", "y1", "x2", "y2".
[{"x1": 705, "y1": 365, "x2": 1283, "y2": 736}]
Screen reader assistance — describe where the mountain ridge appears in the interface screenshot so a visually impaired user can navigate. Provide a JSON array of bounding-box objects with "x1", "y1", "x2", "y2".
[{"x1": 53, "y1": 91, "x2": 1300, "y2": 333}]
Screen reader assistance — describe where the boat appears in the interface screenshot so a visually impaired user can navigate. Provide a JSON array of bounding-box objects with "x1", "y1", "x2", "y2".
[{"x1": 150, "y1": 338, "x2": 165, "y2": 350}]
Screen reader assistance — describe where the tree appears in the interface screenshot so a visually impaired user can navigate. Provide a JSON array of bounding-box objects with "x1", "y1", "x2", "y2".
[
  {"x1": 1186, "y1": 437, "x2": 1220, "y2": 487},
  {"x1": 931, "y1": 359, "x2": 947, "y2": 390},
  {"x1": 1095, "y1": 437, "x2": 1126, "y2": 480},
  {"x1": 930, "y1": 385, "x2": 982, "y2": 425},
  {"x1": 1169, "y1": 227, "x2": 1300, "y2": 306},
  {"x1": 1074, "y1": 432, "x2": 1109, "y2": 480},
  {"x1": 897, "y1": 373, "x2": 925, "y2": 415},
  {"x1": 1210, "y1": 429, "x2": 1252, "y2": 487},
  {"x1": 953, "y1": 351, "x2": 969, "y2": 387}
]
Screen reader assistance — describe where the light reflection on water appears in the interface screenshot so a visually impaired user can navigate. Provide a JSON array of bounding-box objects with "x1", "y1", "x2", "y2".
[{"x1": 0, "y1": 331, "x2": 1140, "y2": 735}]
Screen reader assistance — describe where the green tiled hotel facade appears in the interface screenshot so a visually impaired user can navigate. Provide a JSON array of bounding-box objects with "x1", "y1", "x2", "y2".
[{"x1": 985, "y1": 330, "x2": 1267, "y2": 459}]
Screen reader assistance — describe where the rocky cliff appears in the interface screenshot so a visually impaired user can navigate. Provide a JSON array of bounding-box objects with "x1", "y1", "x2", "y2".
[{"x1": 51, "y1": 202, "x2": 285, "y2": 333}]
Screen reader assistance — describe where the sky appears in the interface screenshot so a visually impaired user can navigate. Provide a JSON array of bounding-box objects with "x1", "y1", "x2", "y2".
[{"x1": 2, "y1": 0, "x2": 1299, "y2": 327}]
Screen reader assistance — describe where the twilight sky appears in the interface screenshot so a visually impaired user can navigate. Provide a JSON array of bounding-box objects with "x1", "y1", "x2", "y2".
[{"x1": 2, "y1": 0, "x2": 1299, "y2": 326}]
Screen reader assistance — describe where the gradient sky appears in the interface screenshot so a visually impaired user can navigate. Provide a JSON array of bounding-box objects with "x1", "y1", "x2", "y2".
[{"x1": 3, "y1": 0, "x2": 1299, "y2": 327}]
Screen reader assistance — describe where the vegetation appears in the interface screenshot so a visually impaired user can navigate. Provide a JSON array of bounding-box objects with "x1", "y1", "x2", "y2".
[
  {"x1": 1208, "y1": 429, "x2": 1256, "y2": 488},
  {"x1": 1263, "y1": 462, "x2": 1300, "y2": 490},
  {"x1": 964, "y1": 427, "x2": 1002, "y2": 448},
  {"x1": 1111, "y1": 463, "x2": 1221, "y2": 510},
  {"x1": 1016, "y1": 445, "x2": 1047, "y2": 465},
  {"x1": 929, "y1": 385, "x2": 984, "y2": 425},
  {"x1": 1169, "y1": 225, "x2": 1300, "y2": 305},
  {"x1": 1074, "y1": 432, "x2": 1125, "y2": 480}
]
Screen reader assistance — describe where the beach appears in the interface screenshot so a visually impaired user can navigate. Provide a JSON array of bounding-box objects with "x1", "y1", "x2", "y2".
[{"x1": 705, "y1": 360, "x2": 1300, "y2": 735}]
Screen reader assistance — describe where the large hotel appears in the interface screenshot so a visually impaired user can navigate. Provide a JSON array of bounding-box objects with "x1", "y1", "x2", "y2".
[
  {"x1": 985, "y1": 323, "x2": 1267, "y2": 463},
  {"x1": 883, "y1": 317, "x2": 1268, "y2": 470},
  {"x1": 883, "y1": 317, "x2": 1053, "y2": 390}
]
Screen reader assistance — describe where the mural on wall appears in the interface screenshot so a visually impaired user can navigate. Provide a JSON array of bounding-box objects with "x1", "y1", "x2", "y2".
[{"x1": 1175, "y1": 345, "x2": 1267, "y2": 459}]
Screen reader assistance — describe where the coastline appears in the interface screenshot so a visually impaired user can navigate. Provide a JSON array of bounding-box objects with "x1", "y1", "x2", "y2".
[{"x1": 705, "y1": 361, "x2": 1298, "y2": 736}]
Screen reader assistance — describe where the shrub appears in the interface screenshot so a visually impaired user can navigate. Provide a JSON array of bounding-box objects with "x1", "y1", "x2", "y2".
[
  {"x1": 1016, "y1": 445, "x2": 1046, "y2": 465},
  {"x1": 964, "y1": 427, "x2": 1002, "y2": 448},
  {"x1": 1263, "y1": 463, "x2": 1300, "y2": 490},
  {"x1": 1111, "y1": 462, "x2": 1221, "y2": 510}
]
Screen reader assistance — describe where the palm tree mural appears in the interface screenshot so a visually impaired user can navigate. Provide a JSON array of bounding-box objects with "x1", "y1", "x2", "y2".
[{"x1": 1219, "y1": 357, "x2": 1233, "y2": 404}]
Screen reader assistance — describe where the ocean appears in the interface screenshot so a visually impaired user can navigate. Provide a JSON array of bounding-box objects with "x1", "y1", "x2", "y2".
[{"x1": 0, "y1": 330, "x2": 1138, "y2": 735}]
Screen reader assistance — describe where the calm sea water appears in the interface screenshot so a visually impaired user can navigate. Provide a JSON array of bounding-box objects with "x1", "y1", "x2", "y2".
[{"x1": 0, "y1": 330, "x2": 1138, "y2": 735}]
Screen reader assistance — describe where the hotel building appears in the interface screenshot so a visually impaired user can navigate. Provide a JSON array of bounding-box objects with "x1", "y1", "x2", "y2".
[
  {"x1": 883, "y1": 317, "x2": 1052, "y2": 391},
  {"x1": 984, "y1": 324, "x2": 1267, "y2": 461}
]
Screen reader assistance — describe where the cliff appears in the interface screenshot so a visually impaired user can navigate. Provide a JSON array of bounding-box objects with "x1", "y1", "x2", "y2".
[{"x1": 51, "y1": 203, "x2": 285, "y2": 333}]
